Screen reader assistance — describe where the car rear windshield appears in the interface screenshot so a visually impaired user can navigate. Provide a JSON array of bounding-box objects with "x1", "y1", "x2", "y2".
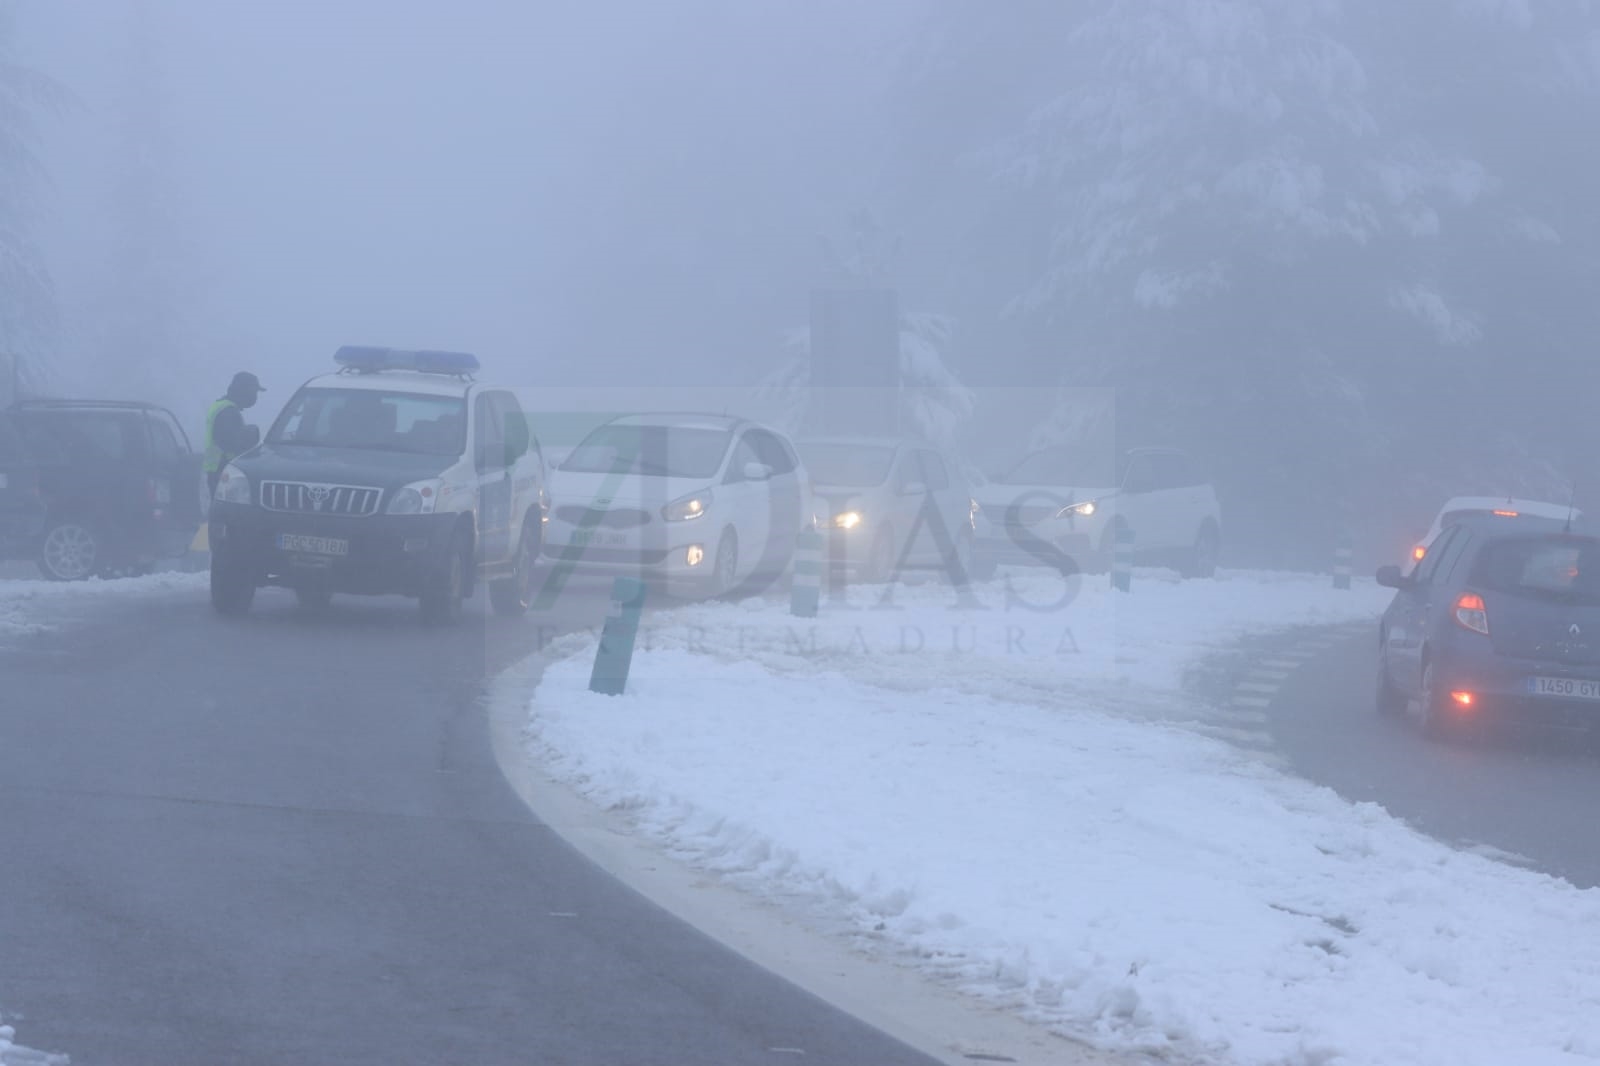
[
  {"x1": 1469, "y1": 534, "x2": 1600, "y2": 605},
  {"x1": 560, "y1": 425, "x2": 732, "y2": 479},
  {"x1": 795, "y1": 443, "x2": 895, "y2": 487},
  {"x1": 20, "y1": 412, "x2": 147, "y2": 463},
  {"x1": 268, "y1": 389, "x2": 467, "y2": 456}
]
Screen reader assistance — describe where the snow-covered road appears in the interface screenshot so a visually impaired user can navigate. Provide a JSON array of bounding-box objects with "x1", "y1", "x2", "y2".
[{"x1": 527, "y1": 569, "x2": 1600, "y2": 1066}]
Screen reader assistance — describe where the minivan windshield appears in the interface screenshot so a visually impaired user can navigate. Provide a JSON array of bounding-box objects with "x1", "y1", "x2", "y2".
[
  {"x1": 268, "y1": 389, "x2": 467, "y2": 457},
  {"x1": 795, "y1": 443, "x2": 896, "y2": 487},
  {"x1": 1000, "y1": 447, "x2": 1115, "y2": 488},
  {"x1": 1471, "y1": 534, "x2": 1600, "y2": 605},
  {"x1": 560, "y1": 424, "x2": 731, "y2": 479}
]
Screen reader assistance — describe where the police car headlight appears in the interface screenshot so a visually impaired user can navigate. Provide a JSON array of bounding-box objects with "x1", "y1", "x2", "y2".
[
  {"x1": 387, "y1": 479, "x2": 442, "y2": 515},
  {"x1": 215, "y1": 464, "x2": 252, "y2": 504},
  {"x1": 662, "y1": 489, "x2": 712, "y2": 522}
]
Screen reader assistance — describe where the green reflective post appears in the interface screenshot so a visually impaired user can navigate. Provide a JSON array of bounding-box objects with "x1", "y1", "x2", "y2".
[
  {"x1": 791, "y1": 530, "x2": 822, "y2": 618},
  {"x1": 589, "y1": 576, "x2": 648, "y2": 696},
  {"x1": 1111, "y1": 526, "x2": 1134, "y2": 593}
]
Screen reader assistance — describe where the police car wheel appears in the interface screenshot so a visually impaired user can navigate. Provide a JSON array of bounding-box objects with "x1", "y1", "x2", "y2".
[
  {"x1": 210, "y1": 557, "x2": 255, "y2": 616},
  {"x1": 490, "y1": 524, "x2": 537, "y2": 617},
  {"x1": 421, "y1": 543, "x2": 466, "y2": 626}
]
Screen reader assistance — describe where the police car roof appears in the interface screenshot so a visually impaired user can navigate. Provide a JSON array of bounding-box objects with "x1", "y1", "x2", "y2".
[{"x1": 300, "y1": 370, "x2": 476, "y2": 398}]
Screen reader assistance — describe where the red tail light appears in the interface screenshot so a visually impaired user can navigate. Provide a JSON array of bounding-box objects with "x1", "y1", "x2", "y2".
[
  {"x1": 1492, "y1": 509, "x2": 1519, "y2": 517},
  {"x1": 1454, "y1": 592, "x2": 1489, "y2": 635},
  {"x1": 1450, "y1": 690, "x2": 1476, "y2": 708}
]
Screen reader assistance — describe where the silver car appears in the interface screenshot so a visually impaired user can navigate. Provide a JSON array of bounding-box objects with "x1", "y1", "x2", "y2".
[{"x1": 794, "y1": 437, "x2": 981, "y2": 583}]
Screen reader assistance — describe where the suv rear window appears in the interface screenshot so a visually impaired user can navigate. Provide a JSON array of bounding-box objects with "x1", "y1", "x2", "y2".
[
  {"x1": 21, "y1": 412, "x2": 147, "y2": 463},
  {"x1": 1470, "y1": 535, "x2": 1600, "y2": 605}
]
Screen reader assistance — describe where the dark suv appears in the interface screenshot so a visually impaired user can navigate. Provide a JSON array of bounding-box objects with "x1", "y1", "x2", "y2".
[{"x1": 0, "y1": 401, "x2": 205, "y2": 580}]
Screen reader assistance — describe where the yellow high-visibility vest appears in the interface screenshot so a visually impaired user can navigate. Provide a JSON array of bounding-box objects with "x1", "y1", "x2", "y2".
[{"x1": 203, "y1": 397, "x2": 238, "y2": 473}]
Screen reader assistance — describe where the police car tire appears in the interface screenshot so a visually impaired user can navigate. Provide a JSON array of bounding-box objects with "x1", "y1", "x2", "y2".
[
  {"x1": 420, "y1": 543, "x2": 466, "y2": 626},
  {"x1": 490, "y1": 522, "x2": 538, "y2": 617},
  {"x1": 210, "y1": 558, "x2": 255, "y2": 616}
]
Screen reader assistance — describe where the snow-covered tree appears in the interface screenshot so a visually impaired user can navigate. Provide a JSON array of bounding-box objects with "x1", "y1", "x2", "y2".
[{"x1": 0, "y1": 4, "x2": 61, "y2": 392}]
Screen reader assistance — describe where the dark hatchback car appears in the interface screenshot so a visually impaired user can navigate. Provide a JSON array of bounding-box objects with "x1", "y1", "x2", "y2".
[
  {"x1": 1376, "y1": 512, "x2": 1600, "y2": 739},
  {"x1": 0, "y1": 400, "x2": 204, "y2": 580}
]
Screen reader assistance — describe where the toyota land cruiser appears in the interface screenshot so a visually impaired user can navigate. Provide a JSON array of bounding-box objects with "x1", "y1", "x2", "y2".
[{"x1": 207, "y1": 347, "x2": 548, "y2": 623}]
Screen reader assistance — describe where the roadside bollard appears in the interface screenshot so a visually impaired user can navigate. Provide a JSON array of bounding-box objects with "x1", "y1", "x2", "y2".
[
  {"x1": 791, "y1": 529, "x2": 822, "y2": 618},
  {"x1": 1111, "y1": 525, "x2": 1134, "y2": 592},
  {"x1": 589, "y1": 576, "x2": 647, "y2": 696},
  {"x1": 1333, "y1": 532, "x2": 1354, "y2": 591}
]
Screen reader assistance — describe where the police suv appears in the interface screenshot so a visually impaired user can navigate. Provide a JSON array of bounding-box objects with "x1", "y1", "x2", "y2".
[{"x1": 208, "y1": 347, "x2": 548, "y2": 623}]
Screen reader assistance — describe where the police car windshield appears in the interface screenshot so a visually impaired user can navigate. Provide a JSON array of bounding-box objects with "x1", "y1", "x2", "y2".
[
  {"x1": 561, "y1": 424, "x2": 731, "y2": 479},
  {"x1": 268, "y1": 389, "x2": 467, "y2": 457}
]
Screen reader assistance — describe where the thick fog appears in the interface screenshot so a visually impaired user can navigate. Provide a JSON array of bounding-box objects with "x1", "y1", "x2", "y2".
[{"x1": 5, "y1": 0, "x2": 1600, "y2": 567}]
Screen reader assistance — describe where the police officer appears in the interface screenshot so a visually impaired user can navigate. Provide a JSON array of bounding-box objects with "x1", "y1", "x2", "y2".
[{"x1": 205, "y1": 372, "x2": 266, "y2": 498}]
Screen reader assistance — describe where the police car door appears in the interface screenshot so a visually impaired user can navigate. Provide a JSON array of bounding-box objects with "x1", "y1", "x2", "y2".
[{"x1": 473, "y1": 392, "x2": 514, "y2": 566}]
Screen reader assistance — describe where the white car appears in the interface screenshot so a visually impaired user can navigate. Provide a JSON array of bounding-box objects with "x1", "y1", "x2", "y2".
[
  {"x1": 1407, "y1": 496, "x2": 1582, "y2": 574},
  {"x1": 794, "y1": 437, "x2": 981, "y2": 582},
  {"x1": 544, "y1": 413, "x2": 810, "y2": 597},
  {"x1": 975, "y1": 446, "x2": 1221, "y2": 578}
]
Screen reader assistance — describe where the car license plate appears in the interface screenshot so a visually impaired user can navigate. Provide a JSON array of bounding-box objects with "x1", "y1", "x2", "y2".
[
  {"x1": 1528, "y1": 676, "x2": 1600, "y2": 701},
  {"x1": 277, "y1": 533, "x2": 349, "y2": 556},
  {"x1": 571, "y1": 530, "x2": 627, "y2": 548}
]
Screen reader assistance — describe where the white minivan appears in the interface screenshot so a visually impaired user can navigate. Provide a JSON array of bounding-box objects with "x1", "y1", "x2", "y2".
[{"x1": 544, "y1": 413, "x2": 811, "y2": 597}]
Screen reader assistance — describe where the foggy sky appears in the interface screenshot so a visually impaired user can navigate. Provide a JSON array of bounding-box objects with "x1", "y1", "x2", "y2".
[{"x1": 18, "y1": 0, "x2": 912, "y2": 416}]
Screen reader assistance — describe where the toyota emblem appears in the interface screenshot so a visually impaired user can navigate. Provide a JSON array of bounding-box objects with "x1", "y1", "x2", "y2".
[{"x1": 307, "y1": 485, "x2": 331, "y2": 512}]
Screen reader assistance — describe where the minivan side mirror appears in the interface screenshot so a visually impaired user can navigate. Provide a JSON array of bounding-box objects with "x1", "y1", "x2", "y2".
[
  {"x1": 743, "y1": 462, "x2": 772, "y2": 482},
  {"x1": 1375, "y1": 564, "x2": 1412, "y2": 589},
  {"x1": 900, "y1": 480, "x2": 929, "y2": 497}
]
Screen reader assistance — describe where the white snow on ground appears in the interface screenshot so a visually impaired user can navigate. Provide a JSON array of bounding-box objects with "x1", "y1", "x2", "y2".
[
  {"x1": 0, "y1": 571, "x2": 206, "y2": 636},
  {"x1": 527, "y1": 569, "x2": 1600, "y2": 1066},
  {"x1": 0, "y1": 1019, "x2": 68, "y2": 1065}
]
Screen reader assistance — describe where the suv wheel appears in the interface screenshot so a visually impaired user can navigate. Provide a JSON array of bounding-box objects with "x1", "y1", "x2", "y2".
[
  {"x1": 421, "y1": 541, "x2": 467, "y2": 626},
  {"x1": 490, "y1": 520, "x2": 539, "y2": 617},
  {"x1": 210, "y1": 556, "x2": 256, "y2": 616},
  {"x1": 38, "y1": 520, "x2": 102, "y2": 581}
]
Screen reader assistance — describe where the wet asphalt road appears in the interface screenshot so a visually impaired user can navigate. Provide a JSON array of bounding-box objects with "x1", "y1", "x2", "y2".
[
  {"x1": 0, "y1": 577, "x2": 939, "y2": 1066},
  {"x1": 1266, "y1": 625, "x2": 1600, "y2": 889}
]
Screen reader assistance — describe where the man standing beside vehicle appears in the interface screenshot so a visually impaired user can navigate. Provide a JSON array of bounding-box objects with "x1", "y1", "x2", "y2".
[{"x1": 205, "y1": 372, "x2": 265, "y2": 499}]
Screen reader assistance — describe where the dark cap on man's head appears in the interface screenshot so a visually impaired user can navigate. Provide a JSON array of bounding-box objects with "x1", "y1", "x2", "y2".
[{"x1": 230, "y1": 372, "x2": 265, "y2": 393}]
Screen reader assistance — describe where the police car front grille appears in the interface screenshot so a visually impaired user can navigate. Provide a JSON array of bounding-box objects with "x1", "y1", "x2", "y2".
[
  {"x1": 260, "y1": 481, "x2": 383, "y2": 517},
  {"x1": 554, "y1": 505, "x2": 652, "y2": 529}
]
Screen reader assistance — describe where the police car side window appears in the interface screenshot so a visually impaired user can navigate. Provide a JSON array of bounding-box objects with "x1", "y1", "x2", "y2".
[{"x1": 474, "y1": 395, "x2": 506, "y2": 470}]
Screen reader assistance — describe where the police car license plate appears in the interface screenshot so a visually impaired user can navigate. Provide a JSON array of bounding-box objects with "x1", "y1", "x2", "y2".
[
  {"x1": 1528, "y1": 676, "x2": 1600, "y2": 700},
  {"x1": 278, "y1": 533, "x2": 348, "y2": 556},
  {"x1": 571, "y1": 530, "x2": 627, "y2": 548}
]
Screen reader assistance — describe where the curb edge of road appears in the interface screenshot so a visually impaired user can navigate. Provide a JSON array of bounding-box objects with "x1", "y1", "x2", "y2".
[{"x1": 485, "y1": 648, "x2": 1152, "y2": 1066}]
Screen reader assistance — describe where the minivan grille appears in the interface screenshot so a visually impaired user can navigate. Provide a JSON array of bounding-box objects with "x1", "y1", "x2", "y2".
[
  {"x1": 260, "y1": 481, "x2": 382, "y2": 517},
  {"x1": 554, "y1": 505, "x2": 651, "y2": 529}
]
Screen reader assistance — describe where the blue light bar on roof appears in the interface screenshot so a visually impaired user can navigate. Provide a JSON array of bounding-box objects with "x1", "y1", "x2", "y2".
[{"x1": 334, "y1": 346, "x2": 481, "y2": 375}]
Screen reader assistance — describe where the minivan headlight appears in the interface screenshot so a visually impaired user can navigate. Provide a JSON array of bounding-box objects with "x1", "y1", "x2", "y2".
[
  {"x1": 663, "y1": 490, "x2": 712, "y2": 522},
  {"x1": 388, "y1": 479, "x2": 443, "y2": 515}
]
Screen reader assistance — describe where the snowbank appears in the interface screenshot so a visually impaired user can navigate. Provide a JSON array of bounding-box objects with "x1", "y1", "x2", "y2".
[
  {"x1": 0, "y1": 572, "x2": 206, "y2": 636},
  {"x1": 527, "y1": 570, "x2": 1600, "y2": 1066}
]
